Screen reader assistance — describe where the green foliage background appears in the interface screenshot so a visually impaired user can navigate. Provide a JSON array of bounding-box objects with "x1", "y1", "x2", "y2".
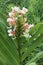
[{"x1": 0, "y1": 0, "x2": 43, "y2": 65}]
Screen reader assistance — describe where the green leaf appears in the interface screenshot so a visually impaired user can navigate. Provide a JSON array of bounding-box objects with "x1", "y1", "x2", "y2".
[
  {"x1": 26, "y1": 51, "x2": 43, "y2": 65},
  {"x1": 27, "y1": 62, "x2": 37, "y2": 65},
  {"x1": 0, "y1": 18, "x2": 20, "y2": 65},
  {"x1": 21, "y1": 34, "x2": 43, "y2": 61},
  {"x1": 29, "y1": 23, "x2": 43, "y2": 43},
  {"x1": 21, "y1": 23, "x2": 43, "y2": 54}
]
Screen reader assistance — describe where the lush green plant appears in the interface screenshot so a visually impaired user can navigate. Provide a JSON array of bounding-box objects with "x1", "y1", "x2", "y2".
[{"x1": 0, "y1": 0, "x2": 43, "y2": 65}]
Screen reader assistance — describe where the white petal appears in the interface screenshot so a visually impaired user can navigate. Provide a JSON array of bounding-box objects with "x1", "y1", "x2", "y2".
[
  {"x1": 8, "y1": 33, "x2": 13, "y2": 36},
  {"x1": 7, "y1": 18, "x2": 12, "y2": 22},
  {"x1": 8, "y1": 29, "x2": 12, "y2": 33},
  {"x1": 20, "y1": 10, "x2": 26, "y2": 14},
  {"x1": 25, "y1": 29, "x2": 29, "y2": 33},
  {"x1": 22, "y1": 7, "x2": 28, "y2": 12},
  {"x1": 28, "y1": 24, "x2": 34, "y2": 29},
  {"x1": 7, "y1": 18, "x2": 14, "y2": 22},
  {"x1": 12, "y1": 6, "x2": 20, "y2": 12},
  {"x1": 9, "y1": 12, "x2": 12, "y2": 17}
]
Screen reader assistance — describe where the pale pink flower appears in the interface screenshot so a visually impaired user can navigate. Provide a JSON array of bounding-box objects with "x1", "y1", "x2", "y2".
[
  {"x1": 9, "y1": 12, "x2": 15, "y2": 17},
  {"x1": 23, "y1": 23, "x2": 29, "y2": 29},
  {"x1": 23, "y1": 24, "x2": 34, "y2": 34},
  {"x1": 11, "y1": 6, "x2": 20, "y2": 13},
  {"x1": 20, "y1": 7, "x2": 28, "y2": 14},
  {"x1": 23, "y1": 23, "x2": 34, "y2": 30},
  {"x1": 22, "y1": 7, "x2": 28, "y2": 13},
  {"x1": 20, "y1": 10, "x2": 26, "y2": 14},
  {"x1": 28, "y1": 24, "x2": 34, "y2": 29},
  {"x1": 7, "y1": 18, "x2": 16, "y2": 25},
  {"x1": 7, "y1": 18, "x2": 14, "y2": 22},
  {"x1": 8, "y1": 29, "x2": 15, "y2": 36},
  {"x1": 8, "y1": 29, "x2": 13, "y2": 36}
]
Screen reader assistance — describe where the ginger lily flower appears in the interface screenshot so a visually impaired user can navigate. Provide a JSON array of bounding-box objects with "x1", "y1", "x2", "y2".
[
  {"x1": 7, "y1": 6, "x2": 34, "y2": 37},
  {"x1": 20, "y1": 7, "x2": 28, "y2": 14},
  {"x1": 11, "y1": 6, "x2": 20, "y2": 13},
  {"x1": 8, "y1": 29, "x2": 15, "y2": 36}
]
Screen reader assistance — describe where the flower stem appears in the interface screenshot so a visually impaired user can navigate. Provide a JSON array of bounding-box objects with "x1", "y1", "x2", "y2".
[
  {"x1": 18, "y1": 38, "x2": 21, "y2": 65},
  {"x1": 16, "y1": 17, "x2": 23, "y2": 65}
]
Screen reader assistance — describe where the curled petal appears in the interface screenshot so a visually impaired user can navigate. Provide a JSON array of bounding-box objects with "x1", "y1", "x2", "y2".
[
  {"x1": 20, "y1": 10, "x2": 26, "y2": 14},
  {"x1": 9, "y1": 21, "x2": 16, "y2": 26},
  {"x1": 9, "y1": 12, "x2": 15, "y2": 17},
  {"x1": 8, "y1": 29, "x2": 12, "y2": 33},
  {"x1": 12, "y1": 6, "x2": 20, "y2": 13},
  {"x1": 8, "y1": 29, "x2": 16, "y2": 36},
  {"x1": 11, "y1": 31, "x2": 16, "y2": 35},
  {"x1": 8, "y1": 33, "x2": 13, "y2": 36},
  {"x1": 20, "y1": 7, "x2": 28, "y2": 14},
  {"x1": 7, "y1": 18, "x2": 16, "y2": 25},
  {"x1": 7, "y1": 18, "x2": 14, "y2": 22},
  {"x1": 23, "y1": 23, "x2": 29, "y2": 29},
  {"x1": 28, "y1": 24, "x2": 34, "y2": 29},
  {"x1": 22, "y1": 7, "x2": 28, "y2": 12}
]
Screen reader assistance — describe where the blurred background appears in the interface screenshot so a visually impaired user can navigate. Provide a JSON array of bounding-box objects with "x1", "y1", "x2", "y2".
[
  {"x1": 0, "y1": 0, "x2": 43, "y2": 65},
  {"x1": 0, "y1": 0, "x2": 43, "y2": 24}
]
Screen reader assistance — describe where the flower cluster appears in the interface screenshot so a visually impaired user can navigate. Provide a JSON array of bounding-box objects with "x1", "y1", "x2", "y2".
[{"x1": 7, "y1": 6, "x2": 34, "y2": 37}]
